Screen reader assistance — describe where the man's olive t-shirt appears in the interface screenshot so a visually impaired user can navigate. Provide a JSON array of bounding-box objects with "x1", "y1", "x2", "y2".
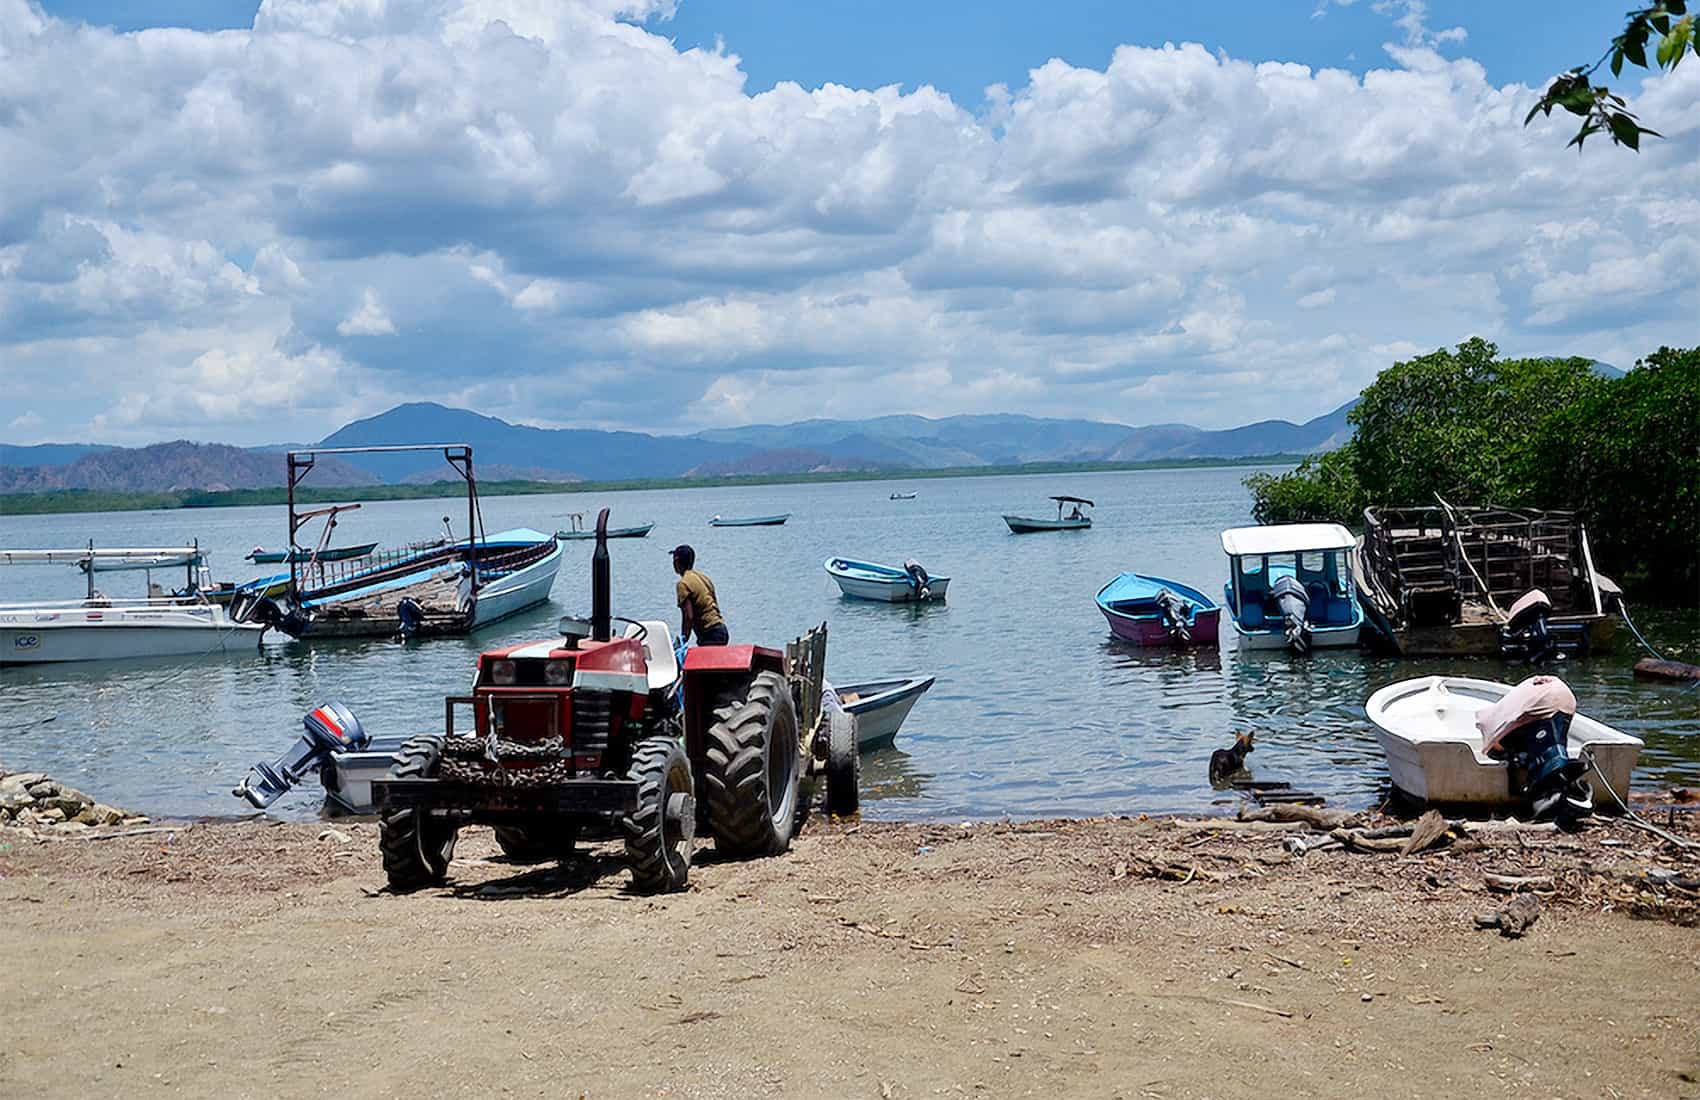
[{"x1": 675, "y1": 569, "x2": 725, "y2": 631}]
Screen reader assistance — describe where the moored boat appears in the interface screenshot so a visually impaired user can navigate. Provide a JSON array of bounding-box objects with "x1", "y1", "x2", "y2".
[
  {"x1": 824, "y1": 557, "x2": 949, "y2": 602},
  {"x1": 709, "y1": 513, "x2": 791, "y2": 527},
  {"x1": 1096, "y1": 573, "x2": 1220, "y2": 646},
  {"x1": 835, "y1": 676, "x2": 935, "y2": 749},
  {"x1": 1004, "y1": 496, "x2": 1093, "y2": 533},
  {"x1": 557, "y1": 514, "x2": 654, "y2": 540},
  {"x1": 1221, "y1": 524, "x2": 1364, "y2": 651},
  {"x1": 890, "y1": 491, "x2": 918, "y2": 500},
  {"x1": 246, "y1": 542, "x2": 379, "y2": 564},
  {"x1": 1365, "y1": 675, "x2": 1641, "y2": 810},
  {"x1": 0, "y1": 544, "x2": 263, "y2": 664}
]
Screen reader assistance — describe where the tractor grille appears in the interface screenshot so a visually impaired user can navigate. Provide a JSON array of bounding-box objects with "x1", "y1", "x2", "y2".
[
  {"x1": 571, "y1": 689, "x2": 613, "y2": 758},
  {"x1": 491, "y1": 695, "x2": 560, "y2": 744}
]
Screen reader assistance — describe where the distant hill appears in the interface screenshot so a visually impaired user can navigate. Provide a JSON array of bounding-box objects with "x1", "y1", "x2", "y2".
[
  {"x1": 0, "y1": 441, "x2": 378, "y2": 494},
  {"x1": 0, "y1": 443, "x2": 113, "y2": 467}
]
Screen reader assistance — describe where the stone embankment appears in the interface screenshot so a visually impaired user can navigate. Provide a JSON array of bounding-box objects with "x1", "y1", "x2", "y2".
[{"x1": 0, "y1": 767, "x2": 150, "y2": 833}]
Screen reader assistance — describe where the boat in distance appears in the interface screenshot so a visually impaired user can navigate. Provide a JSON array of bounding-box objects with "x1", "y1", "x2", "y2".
[
  {"x1": 1221, "y1": 523, "x2": 1364, "y2": 651},
  {"x1": 1004, "y1": 496, "x2": 1093, "y2": 533},
  {"x1": 246, "y1": 542, "x2": 378, "y2": 564},
  {"x1": 890, "y1": 491, "x2": 918, "y2": 500},
  {"x1": 709, "y1": 513, "x2": 791, "y2": 527},
  {"x1": 1365, "y1": 675, "x2": 1641, "y2": 808},
  {"x1": 557, "y1": 523, "x2": 654, "y2": 541},
  {"x1": 1, "y1": 544, "x2": 263, "y2": 664},
  {"x1": 1096, "y1": 573, "x2": 1220, "y2": 647},
  {"x1": 824, "y1": 558, "x2": 949, "y2": 602}
]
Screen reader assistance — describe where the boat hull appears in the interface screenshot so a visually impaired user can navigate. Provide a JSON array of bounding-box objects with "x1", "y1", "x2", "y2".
[
  {"x1": 1, "y1": 608, "x2": 262, "y2": 664},
  {"x1": 1003, "y1": 515, "x2": 1090, "y2": 533},
  {"x1": 1383, "y1": 613, "x2": 1618, "y2": 657},
  {"x1": 1103, "y1": 607, "x2": 1221, "y2": 646},
  {"x1": 1366, "y1": 676, "x2": 1642, "y2": 808},
  {"x1": 710, "y1": 514, "x2": 791, "y2": 527},
  {"x1": 1230, "y1": 621, "x2": 1361, "y2": 650},
  {"x1": 469, "y1": 546, "x2": 564, "y2": 628},
  {"x1": 839, "y1": 677, "x2": 935, "y2": 749},
  {"x1": 557, "y1": 524, "x2": 654, "y2": 541},
  {"x1": 830, "y1": 574, "x2": 950, "y2": 602},
  {"x1": 1095, "y1": 574, "x2": 1221, "y2": 647}
]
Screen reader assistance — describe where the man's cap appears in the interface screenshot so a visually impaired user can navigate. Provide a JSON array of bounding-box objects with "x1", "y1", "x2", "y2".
[{"x1": 671, "y1": 544, "x2": 693, "y2": 556}]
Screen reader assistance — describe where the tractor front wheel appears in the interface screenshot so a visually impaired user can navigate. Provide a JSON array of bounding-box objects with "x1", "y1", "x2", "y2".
[
  {"x1": 621, "y1": 737, "x2": 695, "y2": 893},
  {"x1": 703, "y1": 670, "x2": 801, "y2": 857},
  {"x1": 379, "y1": 734, "x2": 459, "y2": 892}
]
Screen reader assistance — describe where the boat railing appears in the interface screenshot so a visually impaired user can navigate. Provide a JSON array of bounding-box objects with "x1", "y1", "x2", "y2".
[
  {"x1": 294, "y1": 537, "x2": 453, "y2": 590},
  {"x1": 0, "y1": 594, "x2": 220, "y2": 612}
]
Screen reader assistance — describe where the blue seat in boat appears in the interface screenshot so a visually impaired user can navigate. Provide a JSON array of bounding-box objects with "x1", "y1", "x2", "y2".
[{"x1": 1239, "y1": 601, "x2": 1265, "y2": 628}]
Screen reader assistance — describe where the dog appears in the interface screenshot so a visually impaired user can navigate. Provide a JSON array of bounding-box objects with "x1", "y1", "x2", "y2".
[{"x1": 1209, "y1": 731, "x2": 1255, "y2": 786}]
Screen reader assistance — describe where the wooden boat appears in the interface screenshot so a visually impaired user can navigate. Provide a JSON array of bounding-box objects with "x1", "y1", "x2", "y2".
[
  {"x1": 1357, "y1": 505, "x2": 1617, "y2": 657},
  {"x1": 1096, "y1": 573, "x2": 1220, "y2": 647},
  {"x1": 1221, "y1": 524, "x2": 1364, "y2": 651},
  {"x1": 0, "y1": 544, "x2": 263, "y2": 664},
  {"x1": 836, "y1": 676, "x2": 935, "y2": 749},
  {"x1": 1004, "y1": 496, "x2": 1093, "y2": 533},
  {"x1": 709, "y1": 513, "x2": 790, "y2": 527},
  {"x1": 1365, "y1": 675, "x2": 1641, "y2": 808},
  {"x1": 246, "y1": 542, "x2": 378, "y2": 564},
  {"x1": 235, "y1": 445, "x2": 562, "y2": 639},
  {"x1": 890, "y1": 491, "x2": 918, "y2": 500},
  {"x1": 557, "y1": 518, "x2": 653, "y2": 541},
  {"x1": 824, "y1": 557, "x2": 949, "y2": 603}
]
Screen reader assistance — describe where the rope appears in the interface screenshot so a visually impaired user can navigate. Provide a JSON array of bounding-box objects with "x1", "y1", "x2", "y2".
[
  {"x1": 1434, "y1": 494, "x2": 1506, "y2": 622},
  {"x1": 1580, "y1": 745, "x2": 1699, "y2": 851},
  {"x1": 1615, "y1": 596, "x2": 1669, "y2": 663}
]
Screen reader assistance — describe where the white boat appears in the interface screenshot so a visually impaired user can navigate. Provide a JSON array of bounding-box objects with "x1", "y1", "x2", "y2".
[
  {"x1": 0, "y1": 545, "x2": 263, "y2": 664},
  {"x1": 1365, "y1": 675, "x2": 1642, "y2": 807},
  {"x1": 824, "y1": 557, "x2": 949, "y2": 602},
  {"x1": 837, "y1": 677, "x2": 935, "y2": 749},
  {"x1": 709, "y1": 513, "x2": 791, "y2": 527},
  {"x1": 1221, "y1": 523, "x2": 1364, "y2": 651},
  {"x1": 1003, "y1": 495, "x2": 1093, "y2": 533}
]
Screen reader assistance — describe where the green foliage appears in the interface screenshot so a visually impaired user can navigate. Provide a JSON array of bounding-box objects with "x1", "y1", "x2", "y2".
[
  {"x1": 1527, "y1": 2, "x2": 1694, "y2": 151},
  {"x1": 1532, "y1": 346, "x2": 1700, "y2": 598},
  {"x1": 1245, "y1": 443, "x2": 1368, "y2": 526}
]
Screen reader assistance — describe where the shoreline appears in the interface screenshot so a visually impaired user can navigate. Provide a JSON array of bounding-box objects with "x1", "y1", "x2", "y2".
[
  {"x1": 0, "y1": 455, "x2": 1301, "y2": 516},
  {"x1": 2, "y1": 807, "x2": 1696, "y2": 1097}
]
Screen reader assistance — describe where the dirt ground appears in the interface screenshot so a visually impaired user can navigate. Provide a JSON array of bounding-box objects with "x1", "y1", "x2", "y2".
[{"x1": 1, "y1": 810, "x2": 1697, "y2": 1100}]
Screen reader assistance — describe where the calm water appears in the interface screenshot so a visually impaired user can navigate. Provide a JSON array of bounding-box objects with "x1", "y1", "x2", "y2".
[{"x1": 3, "y1": 467, "x2": 1697, "y2": 821}]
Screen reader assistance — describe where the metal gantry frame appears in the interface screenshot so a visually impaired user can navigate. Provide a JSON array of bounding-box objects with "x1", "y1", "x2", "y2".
[{"x1": 284, "y1": 444, "x2": 483, "y2": 600}]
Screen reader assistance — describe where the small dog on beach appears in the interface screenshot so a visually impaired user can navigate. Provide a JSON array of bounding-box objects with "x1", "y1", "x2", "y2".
[{"x1": 1208, "y1": 731, "x2": 1255, "y2": 786}]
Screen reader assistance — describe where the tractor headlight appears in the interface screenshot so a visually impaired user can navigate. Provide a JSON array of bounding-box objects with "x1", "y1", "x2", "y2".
[
  {"x1": 488, "y1": 659, "x2": 517, "y2": 685},
  {"x1": 543, "y1": 660, "x2": 572, "y2": 686}
]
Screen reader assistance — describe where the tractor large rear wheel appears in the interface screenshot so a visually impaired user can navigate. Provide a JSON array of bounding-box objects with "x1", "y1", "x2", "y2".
[
  {"x1": 622, "y1": 737, "x2": 695, "y2": 893},
  {"x1": 703, "y1": 671, "x2": 801, "y2": 857},
  {"x1": 379, "y1": 734, "x2": 459, "y2": 892}
]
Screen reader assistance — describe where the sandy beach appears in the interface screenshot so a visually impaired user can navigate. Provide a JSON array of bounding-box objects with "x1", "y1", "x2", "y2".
[{"x1": 2, "y1": 807, "x2": 1697, "y2": 1100}]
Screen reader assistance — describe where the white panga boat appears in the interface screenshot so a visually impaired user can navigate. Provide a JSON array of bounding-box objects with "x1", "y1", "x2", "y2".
[
  {"x1": 0, "y1": 544, "x2": 263, "y2": 664},
  {"x1": 1365, "y1": 675, "x2": 1642, "y2": 809},
  {"x1": 836, "y1": 677, "x2": 935, "y2": 749},
  {"x1": 1221, "y1": 523, "x2": 1364, "y2": 651},
  {"x1": 824, "y1": 557, "x2": 949, "y2": 602}
]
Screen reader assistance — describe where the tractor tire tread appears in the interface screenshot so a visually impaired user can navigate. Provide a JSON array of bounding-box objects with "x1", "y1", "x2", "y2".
[
  {"x1": 379, "y1": 733, "x2": 458, "y2": 892},
  {"x1": 702, "y1": 671, "x2": 799, "y2": 858}
]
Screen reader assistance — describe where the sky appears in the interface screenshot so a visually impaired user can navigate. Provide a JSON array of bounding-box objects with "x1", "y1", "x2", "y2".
[{"x1": 2, "y1": 0, "x2": 1695, "y2": 446}]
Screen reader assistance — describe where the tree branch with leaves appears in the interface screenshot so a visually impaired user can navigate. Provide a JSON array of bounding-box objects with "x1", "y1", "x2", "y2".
[{"x1": 1526, "y1": 1, "x2": 1696, "y2": 150}]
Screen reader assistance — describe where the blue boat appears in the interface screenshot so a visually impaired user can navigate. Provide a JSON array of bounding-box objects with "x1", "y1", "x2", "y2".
[
  {"x1": 1095, "y1": 573, "x2": 1221, "y2": 647},
  {"x1": 1220, "y1": 524, "x2": 1364, "y2": 651}
]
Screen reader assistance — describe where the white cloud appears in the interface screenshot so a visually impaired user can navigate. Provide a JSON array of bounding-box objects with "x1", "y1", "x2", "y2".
[
  {"x1": 336, "y1": 287, "x2": 397, "y2": 335},
  {"x1": 0, "y1": 0, "x2": 1695, "y2": 444}
]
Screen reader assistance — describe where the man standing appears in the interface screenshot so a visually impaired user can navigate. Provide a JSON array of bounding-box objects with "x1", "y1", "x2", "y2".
[{"x1": 672, "y1": 544, "x2": 728, "y2": 646}]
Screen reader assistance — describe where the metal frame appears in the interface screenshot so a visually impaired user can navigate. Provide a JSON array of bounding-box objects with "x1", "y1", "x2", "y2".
[{"x1": 284, "y1": 444, "x2": 482, "y2": 601}]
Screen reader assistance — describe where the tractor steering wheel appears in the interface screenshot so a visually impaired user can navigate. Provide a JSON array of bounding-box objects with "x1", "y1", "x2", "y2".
[{"x1": 612, "y1": 616, "x2": 648, "y2": 641}]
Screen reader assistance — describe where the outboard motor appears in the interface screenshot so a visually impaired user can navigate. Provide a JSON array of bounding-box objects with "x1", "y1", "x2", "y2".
[
  {"x1": 1499, "y1": 589, "x2": 1586, "y2": 664},
  {"x1": 396, "y1": 597, "x2": 426, "y2": 637},
  {"x1": 231, "y1": 592, "x2": 312, "y2": 638},
  {"x1": 1154, "y1": 587, "x2": 1193, "y2": 644},
  {"x1": 903, "y1": 559, "x2": 932, "y2": 600},
  {"x1": 1269, "y1": 574, "x2": 1311, "y2": 653},
  {"x1": 1477, "y1": 675, "x2": 1593, "y2": 821},
  {"x1": 233, "y1": 702, "x2": 370, "y2": 809}
]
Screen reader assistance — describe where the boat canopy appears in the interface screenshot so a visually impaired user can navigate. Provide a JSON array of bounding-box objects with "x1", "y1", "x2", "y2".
[
  {"x1": 0, "y1": 547, "x2": 205, "y2": 571},
  {"x1": 1050, "y1": 496, "x2": 1095, "y2": 506},
  {"x1": 1220, "y1": 523, "x2": 1355, "y2": 557}
]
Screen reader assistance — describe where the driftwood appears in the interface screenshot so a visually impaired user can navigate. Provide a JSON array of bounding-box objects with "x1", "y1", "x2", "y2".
[
  {"x1": 1634, "y1": 657, "x2": 1700, "y2": 682},
  {"x1": 1484, "y1": 873, "x2": 1554, "y2": 893},
  {"x1": 1498, "y1": 894, "x2": 1542, "y2": 937},
  {"x1": 1400, "y1": 810, "x2": 1452, "y2": 856},
  {"x1": 1331, "y1": 828, "x2": 1407, "y2": 853},
  {"x1": 1238, "y1": 804, "x2": 1362, "y2": 830},
  {"x1": 1169, "y1": 819, "x2": 1316, "y2": 833}
]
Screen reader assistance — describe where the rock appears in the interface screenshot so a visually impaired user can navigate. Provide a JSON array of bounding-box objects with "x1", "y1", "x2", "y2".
[
  {"x1": 1, "y1": 772, "x2": 47, "y2": 793},
  {"x1": 26, "y1": 780, "x2": 59, "y2": 800},
  {"x1": 43, "y1": 795, "x2": 90, "y2": 818},
  {"x1": 0, "y1": 789, "x2": 35, "y2": 814},
  {"x1": 120, "y1": 816, "x2": 151, "y2": 826},
  {"x1": 318, "y1": 828, "x2": 352, "y2": 844},
  {"x1": 79, "y1": 804, "x2": 126, "y2": 827},
  {"x1": 56, "y1": 821, "x2": 91, "y2": 833},
  {"x1": 1497, "y1": 894, "x2": 1542, "y2": 938},
  {"x1": 37, "y1": 807, "x2": 67, "y2": 823}
]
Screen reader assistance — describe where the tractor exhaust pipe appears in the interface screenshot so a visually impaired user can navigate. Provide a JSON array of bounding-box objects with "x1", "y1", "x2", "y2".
[{"x1": 591, "y1": 507, "x2": 612, "y2": 642}]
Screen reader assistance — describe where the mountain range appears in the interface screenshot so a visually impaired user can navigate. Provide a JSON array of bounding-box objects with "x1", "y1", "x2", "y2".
[{"x1": 1, "y1": 400, "x2": 1356, "y2": 494}]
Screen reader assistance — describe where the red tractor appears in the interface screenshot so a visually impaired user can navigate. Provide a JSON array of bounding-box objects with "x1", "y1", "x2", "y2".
[{"x1": 373, "y1": 509, "x2": 857, "y2": 894}]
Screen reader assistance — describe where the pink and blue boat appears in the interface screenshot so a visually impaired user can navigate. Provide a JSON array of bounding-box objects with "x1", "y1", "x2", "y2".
[{"x1": 1095, "y1": 573, "x2": 1221, "y2": 647}]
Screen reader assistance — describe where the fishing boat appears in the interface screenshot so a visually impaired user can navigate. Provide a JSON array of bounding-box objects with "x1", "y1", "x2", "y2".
[
  {"x1": 836, "y1": 677, "x2": 935, "y2": 750},
  {"x1": 0, "y1": 543, "x2": 263, "y2": 664},
  {"x1": 824, "y1": 557, "x2": 949, "y2": 603},
  {"x1": 557, "y1": 514, "x2": 654, "y2": 541},
  {"x1": 1003, "y1": 496, "x2": 1093, "y2": 533},
  {"x1": 246, "y1": 542, "x2": 378, "y2": 564},
  {"x1": 1365, "y1": 675, "x2": 1641, "y2": 809},
  {"x1": 233, "y1": 444, "x2": 562, "y2": 640},
  {"x1": 890, "y1": 491, "x2": 918, "y2": 500},
  {"x1": 709, "y1": 513, "x2": 790, "y2": 527},
  {"x1": 1356, "y1": 504, "x2": 1618, "y2": 658},
  {"x1": 1221, "y1": 524, "x2": 1364, "y2": 651},
  {"x1": 1095, "y1": 573, "x2": 1221, "y2": 646}
]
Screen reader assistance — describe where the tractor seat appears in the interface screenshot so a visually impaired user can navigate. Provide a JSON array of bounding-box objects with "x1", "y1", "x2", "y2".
[{"x1": 624, "y1": 620, "x2": 679, "y2": 692}]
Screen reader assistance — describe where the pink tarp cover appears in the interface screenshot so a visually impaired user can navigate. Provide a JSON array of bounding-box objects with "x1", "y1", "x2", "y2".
[{"x1": 1476, "y1": 675, "x2": 1578, "y2": 752}]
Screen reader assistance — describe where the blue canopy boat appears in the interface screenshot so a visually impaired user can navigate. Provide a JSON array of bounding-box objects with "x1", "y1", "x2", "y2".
[
  {"x1": 1220, "y1": 524, "x2": 1364, "y2": 652},
  {"x1": 1095, "y1": 573, "x2": 1221, "y2": 647}
]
